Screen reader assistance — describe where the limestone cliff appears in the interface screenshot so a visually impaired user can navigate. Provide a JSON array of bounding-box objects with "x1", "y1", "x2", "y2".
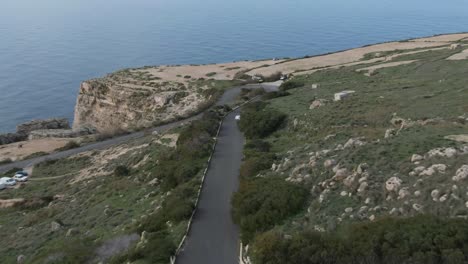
[{"x1": 72, "y1": 70, "x2": 212, "y2": 132}]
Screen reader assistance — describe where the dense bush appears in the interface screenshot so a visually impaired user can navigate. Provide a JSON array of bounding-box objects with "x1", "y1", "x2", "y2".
[
  {"x1": 239, "y1": 102, "x2": 286, "y2": 139},
  {"x1": 252, "y1": 215, "x2": 468, "y2": 264},
  {"x1": 245, "y1": 139, "x2": 271, "y2": 153},
  {"x1": 232, "y1": 177, "x2": 308, "y2": 243},
  {"x1": 114, "y1": 165, "x2": 130, "y2": 177},
  {"x1": 262, "y1": 90, "x2": 291, "y2": 100},
  {"x1": 239, "y1": 154, "x2": 275, "y2": 178},
  {"x1": 279, "y1": 79, "x2": 304, "y2": 91}
]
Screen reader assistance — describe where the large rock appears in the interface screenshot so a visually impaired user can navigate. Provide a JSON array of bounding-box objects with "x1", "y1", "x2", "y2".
[
  {"x1": 426, "y1": 147, "x2": 457, "y2": 159},
  {"x1": 385, "y1": 177, "x2": 402, "y2": 192},
  {"x1": 17, "y1": 118, "x2": 70, "y2": 135},
  {"x1": 453, "y1": 165, "x2": 468, "y2": 182},
  {"x1": 28, "y1": 126, "x2": 96, "y2": 140},
  {"x1": 309, "y1": 99, "x2": 327, "y2": 110},
  {"x1": 411, "y1": 154, "x2": 424, "y2": 163},
  {"x1": 0, "y1": 133, "x2": 27, "y2": 145}
]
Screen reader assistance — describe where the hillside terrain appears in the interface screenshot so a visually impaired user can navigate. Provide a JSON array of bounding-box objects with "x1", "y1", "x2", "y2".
[
  {"x1": 234, "y1": 38, "x2": 468, "y2": 263},
  {"x1": 1, "y1": 33, "x2": 468, "y2": 264},
  {"x1": 0, "y1": 106, "x2": 229, "y2": 263}
]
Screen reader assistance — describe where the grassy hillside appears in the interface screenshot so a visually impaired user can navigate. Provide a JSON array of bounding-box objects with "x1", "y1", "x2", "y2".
[
  {"x1": 234, "y1": 46, "x2": 468, "y2": 263},
  {"x1": 0, "y1": 107, "x2": 229, "y2": 264}
]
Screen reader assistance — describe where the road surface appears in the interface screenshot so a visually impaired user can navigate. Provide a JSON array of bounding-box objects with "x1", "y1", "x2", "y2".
[{"x1": 176, "y1": 108, "x2": 244, "y2": 264}]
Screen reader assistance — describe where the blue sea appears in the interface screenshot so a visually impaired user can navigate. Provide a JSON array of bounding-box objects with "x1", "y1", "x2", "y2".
[{"x1": 1, "y1": 0, "x2": 468, "y2": 132}]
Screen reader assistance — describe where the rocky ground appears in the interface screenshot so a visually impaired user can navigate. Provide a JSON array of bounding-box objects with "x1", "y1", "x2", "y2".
[
  {"x1": 0, "y1": 129, "x2": 186, "y2": 263},
  {"x1": 235, "y1": 37, "x2": 468, "y2": 263}
]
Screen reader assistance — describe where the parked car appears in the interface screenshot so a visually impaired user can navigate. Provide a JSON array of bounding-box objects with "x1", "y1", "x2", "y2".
[
  {"x1": 0, "y1": 177, "x2": 16, "y2": 186},
  {"x1": 0, "y1": 183, "x2": 5, "y2": 190},
  {"x1": 235, "y1": 115, "x2": 241, "y2": 121},
  {"x1": 13, "y1": 173, "x2": 28, "y2": 182},
  {"x1": 15, "y1": 171, "x2": 28, "y2": 177}
]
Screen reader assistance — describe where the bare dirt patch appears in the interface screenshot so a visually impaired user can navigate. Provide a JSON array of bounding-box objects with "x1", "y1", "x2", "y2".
[
  {"x1": 356, "y1": 60, "x2": 418, "y2": 76},
  {"x1": 0, "y1": 198, "x2": 25, "y2": 208},
  {"x1": 446, "y1": 48, "x2": 468, "y2": 60},
  {"x1": 134, "y1": 59, "x2": 284, "y2": 83},
  {"x1": 0, "y1": 138, "x2": 75, "y2": 162},
  {"x1": 247, "y1": 41, "x2": 448, "y2": 76}
]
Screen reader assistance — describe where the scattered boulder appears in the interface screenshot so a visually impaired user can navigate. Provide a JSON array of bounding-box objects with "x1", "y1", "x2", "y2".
[
  {"x1": 412, "y1": 203, "x2": 423, "y2": 212},
  {"x1": 398, "y1": 187, "x2": 410, "y2": 200},
  {"x1": 50, "y1": 221, "x2": 63, "y2": 232},
  {"x1": 332, "y1": 168, "x2": 349, "y2": 181},
  {"x1": 419, "y1": 164, "x2": 447, "y2": 176},
  {"x1": 0, "y1": 133, "x2": 27, "y2": 145},
  {"x1": 323, "y1": 159, "x2": 336, "y2": 168},
  {"x1": 385, "y1": 177, "x2": 402, "y2": 192},
  {"x1": 450, "y1": 43, "x2": 461, "y2": 50},
  {"x1": 343, "y1": 173, "x2": 357, "y2": 188},
  {"x1": 426, "y1": 147, "x2": 457, "y2": 159},
  {"x1": 17, "y1": 255, "x2": 26, "y2": 264},
  {"x1": 17, "y1": 118, "x2": 70, "y2": 135},
  {"x1": 453, "y1": 165, "x2": 468, "y2": 182},
  {"x1": 344, "y1": 207, "x2": 353, "y2": 213},
  {"x1": 356, "y1": 163, "x2": 369, "y2": 174},
  {"x1": 357, "y1": 182, "x2": 368, "y2": 194},
  {"x1": 309, "y1": 99, "x2": 327, "y2": 109},
  {"x1": 439, "y1": 194, "x2": 449, "y2": 203},
  {"x1": 66, "y1": 228, "x2": 79, "y2": 237},
  {"x1": 344, "y1": 138, "x2": 366, "y2": 149},
  {"x1": 384, "y1": 129, "x2": 396, "y2": 139},
  {"x1": 431, "y1": 189, "x2": 440, "y2": 201},
  {"x1": 334, "y1": 90, "x2": 355, "y2": 101},
  {"x1": 411, "y1": 154, "x2": 424, "y2": 163},
  {"x1": 28, "y1": 126, "x2": 96, "y2": 140}
]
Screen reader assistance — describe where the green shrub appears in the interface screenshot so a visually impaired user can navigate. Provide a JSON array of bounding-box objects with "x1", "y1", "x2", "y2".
[
  {"x1": 251, "y1": 215, "x2": 468, "y2": 264},
  {"x1": 0, "y1": 158, "x2": 13, "y2": 165},
  {"x1": 262, "y1": 90, "x2": 291, "y2": 100},
  {"x1": 232, "y1": 177, "x2": 308, "y2": 242},
  {"x1": 239, "y1": 154, "x2": 275, "y2": 178},
  {"x1": 239, "y1": 102, "x2": 286, "y2": 139},
  {"x1": 114, "y1": 165, "x2": 130, "y2": 177},
  {"x1": 279, "y1": 79, "x2": 304, "y2": 91}
]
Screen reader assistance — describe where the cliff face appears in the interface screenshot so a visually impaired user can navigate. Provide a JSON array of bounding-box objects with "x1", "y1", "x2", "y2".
[{"x1": 72, "y1": 73, "x2": 208, "y2": 132}]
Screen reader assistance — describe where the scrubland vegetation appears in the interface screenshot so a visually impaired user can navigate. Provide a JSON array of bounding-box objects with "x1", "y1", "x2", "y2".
[{"x1": 234, "y1": 47, "x2": 468, "y2": 263}]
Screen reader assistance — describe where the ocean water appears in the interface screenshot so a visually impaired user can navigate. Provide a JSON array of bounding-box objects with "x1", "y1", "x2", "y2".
[{"x1": 1, "y1": 0, "x2": 467, "y2": 133}]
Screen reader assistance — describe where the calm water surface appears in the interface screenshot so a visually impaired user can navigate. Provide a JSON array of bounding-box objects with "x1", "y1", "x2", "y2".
[{"x1": 1, "y1": 0, "x2": 468, "y2": 132}]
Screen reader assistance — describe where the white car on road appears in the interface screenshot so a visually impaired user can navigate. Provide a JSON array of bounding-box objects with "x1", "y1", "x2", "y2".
[
  {"x1": 13, "y1": 171, "x2": 29, "y2": 182},
  {"x1": 235, "y1": 115, "x2": 241, "y2": 121},
  {"x1": 0, "y1": 177, "x2": 16, "y2": 186}
]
